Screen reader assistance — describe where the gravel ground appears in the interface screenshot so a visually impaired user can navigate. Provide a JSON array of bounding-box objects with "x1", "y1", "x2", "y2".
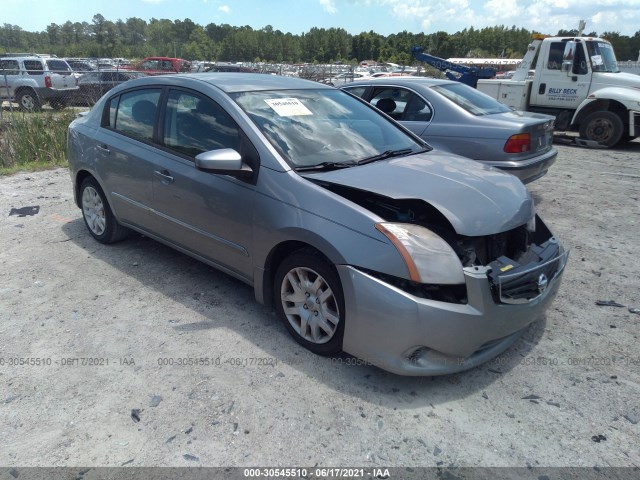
[{"x1": 0, "y1": 143, "x2": 639, "y2": 469}]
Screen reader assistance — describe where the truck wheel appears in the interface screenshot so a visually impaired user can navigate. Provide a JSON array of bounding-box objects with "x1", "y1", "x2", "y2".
[
  {"x1": 17, "y1": 90, "x2": 41, "y2": 112},
  {"x1": 579, "y1": 111, "x2": 623, "y2": 147}
]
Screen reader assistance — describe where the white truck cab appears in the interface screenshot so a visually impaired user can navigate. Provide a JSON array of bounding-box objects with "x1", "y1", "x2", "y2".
[{"x1": 478, "y1": 35, "x2": 640, "y2": 147}]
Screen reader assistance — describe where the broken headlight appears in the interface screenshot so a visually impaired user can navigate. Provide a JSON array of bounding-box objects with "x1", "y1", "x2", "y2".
[{"x1": 375, "y1": 223, "x2": 464, "y2": 285}]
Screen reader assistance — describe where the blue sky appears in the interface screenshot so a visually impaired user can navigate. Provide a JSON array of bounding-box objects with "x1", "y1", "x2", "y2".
[{"x1": 3, "y1": 0, "x2": 640, "y2": 37}]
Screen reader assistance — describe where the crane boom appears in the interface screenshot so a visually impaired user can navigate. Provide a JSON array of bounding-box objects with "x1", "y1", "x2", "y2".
[{"x1": 410, "y1": 46, "x2": 497, "y2": 87}]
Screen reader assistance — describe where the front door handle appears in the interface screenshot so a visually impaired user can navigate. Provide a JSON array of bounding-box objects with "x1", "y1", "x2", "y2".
[
  {"x1": 96, "y1": 144, "x2": 110, "y2": 154},
  {"x1": 154, "y1": 170, "x2": 174, "y2": 183}
]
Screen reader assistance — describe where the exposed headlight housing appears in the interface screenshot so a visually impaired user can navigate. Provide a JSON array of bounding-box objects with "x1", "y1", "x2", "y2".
[{"x1": 375, "y1": 223, "x2": 465, "y2": 285}]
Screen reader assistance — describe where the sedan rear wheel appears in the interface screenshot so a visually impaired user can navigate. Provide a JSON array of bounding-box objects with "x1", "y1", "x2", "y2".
[
  {"x1": 80, "y1": 177, "x2": 129, "y2": 244},
  {"x1": 274, "y1": 252, "x2": 345, "y2": 356}
]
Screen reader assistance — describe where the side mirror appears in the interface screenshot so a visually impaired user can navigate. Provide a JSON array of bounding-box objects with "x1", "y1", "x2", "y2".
[
  {"x1": 195, "y1": 148, "x2": 253, "y2": 177},
  {"x1": 562, "y1": 41, "x2": 576, "y2": 74}
]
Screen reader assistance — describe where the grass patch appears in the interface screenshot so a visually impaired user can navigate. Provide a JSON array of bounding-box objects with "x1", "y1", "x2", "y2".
[{"x1": 0, "y1": 109, "x2": 77, "y2": 175}]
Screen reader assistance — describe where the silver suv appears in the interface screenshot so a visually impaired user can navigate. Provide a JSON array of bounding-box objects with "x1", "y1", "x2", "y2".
[{"x1": 0, "y1": 56, "x2": 79, "y2": 111}]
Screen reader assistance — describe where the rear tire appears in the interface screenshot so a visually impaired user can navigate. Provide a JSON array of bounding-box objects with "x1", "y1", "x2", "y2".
[
  {"x1": 579, "y1": 111, "x2": 623, "y2": 147},
  {"x1": 17, "y1": 90, "x2": 41, "y2": 112},
  {"x1": 79, "y1": 177, "x2": 130, "y2": 244},
  {"x1": 274, "y1": 251, "x2": 345, "y2": 356}
]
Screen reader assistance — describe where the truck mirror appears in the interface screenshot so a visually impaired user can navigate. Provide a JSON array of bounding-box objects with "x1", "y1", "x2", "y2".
[
  {"x1": 562, "y1": 41, "x2": 577, "y2": 74},
  {"x1": 562, "y1": 41, "x2": 576, "y2": 61}
]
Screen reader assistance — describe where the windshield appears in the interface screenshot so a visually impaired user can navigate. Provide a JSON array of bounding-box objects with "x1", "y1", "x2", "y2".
[
  {"x1": 431, "y1": 83, "x2": 512, "y2": 116},
  {"x1": 586, "y1": 41, "x2": 619, "y2": 73},
  {"x1": 231, "y1": 89, "x2": 425, "y2": 168}
]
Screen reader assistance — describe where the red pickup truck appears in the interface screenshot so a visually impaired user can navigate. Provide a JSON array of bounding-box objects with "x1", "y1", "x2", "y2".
[{"x1": 125, "y1": 57, "x2": 191, "y2": 75}]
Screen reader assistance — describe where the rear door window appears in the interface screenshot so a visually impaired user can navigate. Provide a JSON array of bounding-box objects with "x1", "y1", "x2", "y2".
[
  {"x1": 24, "y1": 60, "x2": 44, "y2": 75},
  {"x1": 107, "y1": 89, "x2": 162, "y2": 142},
  {"x1": 431, "y1": 83, "x2": 511, "y2": 116},
  {"x1": 370, "y1": 87, "x2": 433, "y2": 122}
]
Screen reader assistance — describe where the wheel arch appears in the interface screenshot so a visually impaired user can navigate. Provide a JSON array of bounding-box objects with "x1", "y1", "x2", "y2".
[
  {"x1": 258, "y1": 239, "x2": 338, "y2": 308},
  {"x1": 74, "y1": 169, "x2": 103, "y2": 208},
  {"x1": 572, "y1": 98, "x2": 627, "y2": 129},
  {"x1": 14, "y1": 86, "x2": 39, "y2": 98}
]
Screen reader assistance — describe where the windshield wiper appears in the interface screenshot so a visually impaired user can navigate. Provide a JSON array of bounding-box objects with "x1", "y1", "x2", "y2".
[
  {"x1": 294, "y1": 161, "x2": 357, "y2": 172},
  {"x1": 356, "y1": 148, "x2": 417, "y2": 166}
]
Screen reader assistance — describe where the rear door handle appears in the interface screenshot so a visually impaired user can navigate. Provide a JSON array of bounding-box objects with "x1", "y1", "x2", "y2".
[
  {"x1": 154, "y1": 170, "x2": 174, "y2": 183},
  {"x1": 96, "y1": 144, "x2": 110, "y2": 153}
]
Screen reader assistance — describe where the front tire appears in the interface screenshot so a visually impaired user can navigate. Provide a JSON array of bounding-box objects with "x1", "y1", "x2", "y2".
[
  {"x1": 274, "y1": 251, "x2": 345, "y2": 356},
  {"x1": 50, "y1": 99, "x2": 67, "y2": 110},
  {"x1": 79, "y1": 177, "x2": 129, "y2": 244},
  {"x1": 579, "y1": 111, "x2": 623, "y2": 147}
]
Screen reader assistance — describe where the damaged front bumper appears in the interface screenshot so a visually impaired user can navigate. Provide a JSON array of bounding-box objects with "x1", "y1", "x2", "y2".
[{"x1": 338, "y1": 230, "x2": 568, "y2": 376}]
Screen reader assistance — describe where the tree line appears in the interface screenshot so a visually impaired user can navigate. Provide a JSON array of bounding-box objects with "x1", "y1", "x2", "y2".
[{"x1": 2, "y1": 14, "x2": 640, "y2": 64}]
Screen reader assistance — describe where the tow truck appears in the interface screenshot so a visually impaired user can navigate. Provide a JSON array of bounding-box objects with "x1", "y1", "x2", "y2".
[{"x1": 412, "y1": 24, "x2": 640, "y2": 147}]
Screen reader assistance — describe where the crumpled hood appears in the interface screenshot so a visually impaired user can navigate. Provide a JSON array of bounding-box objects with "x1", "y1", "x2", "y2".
[{"x1": 304, "y1": 151, "x2": 534, "y2": 236}]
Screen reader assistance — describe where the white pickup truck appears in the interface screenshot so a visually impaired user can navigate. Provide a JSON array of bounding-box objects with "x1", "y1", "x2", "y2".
[
  {"x1": 477, "y1": 35, "x2": 640, "y2": 147},
  {"x1": 0, "y1": 56, "x2": 78, "y2": 111}
]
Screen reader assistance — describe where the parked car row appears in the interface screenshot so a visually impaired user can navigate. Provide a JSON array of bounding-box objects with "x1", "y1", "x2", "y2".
[
  {"x1": 68, "y1": 73, "x2": 568, "y2": 376},
  {"x1": 0, "y1": 56, "x2": 193, "y2": 110}
]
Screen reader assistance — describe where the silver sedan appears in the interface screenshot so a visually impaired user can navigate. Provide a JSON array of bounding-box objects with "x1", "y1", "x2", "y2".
[
  {"x1": 67, "y1": 73, "x2": 567, "y2": 375},
  {"x1": 343, "y1": 77, "x2": 558, "y2": 184}
]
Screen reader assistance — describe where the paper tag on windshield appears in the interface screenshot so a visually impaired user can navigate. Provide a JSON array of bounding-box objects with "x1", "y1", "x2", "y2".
[
  {"x1": 265, "y1": 98, "x2": 312, "y2": 116},
  {"x1": 591, "y1": 55, "x2": 603, "y2": 66}
]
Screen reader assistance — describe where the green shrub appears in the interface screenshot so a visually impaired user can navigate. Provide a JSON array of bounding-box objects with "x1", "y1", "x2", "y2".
[{"x1": 0, "y1": 110, "x2": 76, "y2": 174}]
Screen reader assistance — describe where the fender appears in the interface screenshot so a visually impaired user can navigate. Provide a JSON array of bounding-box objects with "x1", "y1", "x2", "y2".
[{"x1": 571, "y1": 86, "x2": 640, "y2": 125}]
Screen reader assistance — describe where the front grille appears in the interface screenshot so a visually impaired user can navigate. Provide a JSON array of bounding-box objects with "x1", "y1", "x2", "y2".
[{"x1": 487, "y1": 238, "x2": 568, "y2": 304}]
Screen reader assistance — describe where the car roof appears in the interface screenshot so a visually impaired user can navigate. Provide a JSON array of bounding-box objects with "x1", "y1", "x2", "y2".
[
  {"x1": 346, "y1": 77, "x2": 457, "y2": 87},
  {"x1": 123, "y1": 73, "x2": 335, "y2": 93},
  {"x1": 0, "y1": 56, "x2": 45, "y2": 62},
  {"x1": 143, "y1": 57, "x2": 189, "y2": 61}
]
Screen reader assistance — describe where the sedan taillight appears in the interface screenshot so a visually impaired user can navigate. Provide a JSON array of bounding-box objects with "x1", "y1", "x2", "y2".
[
  {"x1": 44, "y1": 76, "x2": 52, "y2": 88},
  {"x1": 504, "y1": 133, "x2": 531, "y2": 153}
]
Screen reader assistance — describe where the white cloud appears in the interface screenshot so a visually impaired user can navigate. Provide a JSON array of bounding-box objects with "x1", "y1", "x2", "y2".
[
  {"x1": 347, "y1": 0, "x2": 640, "y2": 35},
  {"x1": 483, "y1": 0, "x2": 520, "y2": 21},
  {"x1": 218, "y1": 5, "x2": 230, "y2": 13},
  {"x1": 320, "y1": 0, "x2": 338, "y2": 14},
  {"x1": 364, "y1": 0, "x2": 475, "y2": 32}
]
